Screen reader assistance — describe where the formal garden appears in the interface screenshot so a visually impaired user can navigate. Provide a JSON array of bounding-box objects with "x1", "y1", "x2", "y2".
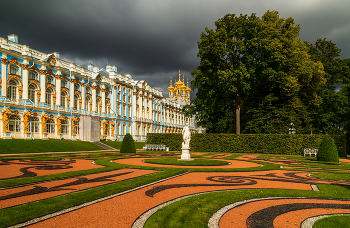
[{"x1": 0, "y1": 132, "x2": 349, "y2": 228}]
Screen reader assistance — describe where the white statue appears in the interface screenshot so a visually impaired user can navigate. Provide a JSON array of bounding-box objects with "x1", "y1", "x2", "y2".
[
  {"x1": 182, "y1": 123, "x2": 191, "y2": 148},
  {"x1": 180, "y1": 123, "x2": 192, "y2": 160}
]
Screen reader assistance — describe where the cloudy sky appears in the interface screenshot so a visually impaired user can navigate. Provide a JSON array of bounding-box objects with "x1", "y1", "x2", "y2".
[{"x1": 1, "y1": 0, "x2": 350, "y2": 99}]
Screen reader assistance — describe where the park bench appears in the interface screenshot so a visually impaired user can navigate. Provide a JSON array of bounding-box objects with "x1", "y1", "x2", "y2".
[
  {"x1": 304, "y1": 148, "x2": 318, "y2": 157},
  {"x1": 143, "y1": 144, "x2": 169, "y2": 151}
]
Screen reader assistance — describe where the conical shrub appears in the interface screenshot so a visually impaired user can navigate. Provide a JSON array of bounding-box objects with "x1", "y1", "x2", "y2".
[
  {"x1": 120, "y1": 133, "x2": 136, "y2": 153},
  {"x1": 317, "y1": 136, "x2": 339, "y2": 163}
]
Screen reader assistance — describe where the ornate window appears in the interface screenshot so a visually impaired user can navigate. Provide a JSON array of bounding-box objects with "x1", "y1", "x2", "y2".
[
  {"x1": 86, "y1": 87, "x2": 91, "y2": 94},
  {"x1": 29, "y1": 71, "x2": 37, "y2": 80},
  {"x1": 74, "y1": 83, "x2": 80, "y2": 91},
  {"x1": 46, "y1": 88, "x2": 54, "y2": 106},
  {"x1": 128, "y1": 106, "x2": 131, "y2": 117},
  {"x1": 61, "y1": 91, "x2": 68, "y2": 108},
  {"x1": 30, "y1": 117, "x2": 40, "y2": 133},
  {"x1": 85, "y1": 96, "x2": 91, "y2": 112},
  {"x1": 105, "y1": 124, "x2": 110, "y2": 136},
  {"x1": 46, "y1": 119, "x2": 55, "y2": 133},
  {"x1": 46, "y1": 76, "x2": 54, "y2": 84},
  {"x1": 74, "y1": 121, "x2": 80, "y2": 135},
  {"x1": 74, "y1": 94, "x2": 79, "y2": 110},
  {"x1": 61, "y1": 120, "x2": 69, "y2": 134},
  {"x1": 61, "y1": 80, "x2": 67, "y2": 88},
  {"x1": 9, "y1": 65, "x2": 18, "y2": 75},
  {"x1": 9, "y1": 115, "x2": 21, "y2": 133},
  {"x1": 123, "y1": 94, "x2": 126, "y2": 102},
  {"x1": 8, "y1": 80, "x2": 17, "y2": 100},
  {"x1": 96, "y1": 89, "x2": 100, "y2": 96},
  {"x1": 28, "y1": 84, "x2": 36, "y2": 103}
]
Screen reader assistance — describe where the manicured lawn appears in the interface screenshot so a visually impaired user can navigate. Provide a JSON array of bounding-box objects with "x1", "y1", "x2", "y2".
[
  {"x1": 144, "y1": 158, "x2": 230, "y2": 166},
  {"x1": 101, "y1": 141, "x2": 146, "y2": 149},
  {"x1": 312, "y1": 172, "x2": 350, "y2": 181},
  {"x1": 0, "y1": 139, "x2": 104, "y2": 154},
  {"x1": 314, "y1": 215, "x2": 350, "y2": 228}
]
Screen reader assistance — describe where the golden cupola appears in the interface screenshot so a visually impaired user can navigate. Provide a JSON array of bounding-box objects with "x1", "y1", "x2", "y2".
[
  {"x1": 186, "y1": 78, "x2": 191, "y2": 93},
  {"x1": 180, "y1": 75, "x2": 187, "y2": 91},
  {"x1": 168, "y1": 77, "x2": 174, "y2": 92},
  {"x1": 175, "y1": 70, "x2": 184, "y2": 89}
]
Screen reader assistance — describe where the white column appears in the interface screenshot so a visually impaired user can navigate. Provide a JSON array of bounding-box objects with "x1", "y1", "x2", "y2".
[
  {"x1": 110, "y1": 85, "x2": 114, "y2": 114},
  {"x1": 92, "y1": 85, "x2": 96, "y2": 113},
  {"x1": 40, "y1": 69, "x2": 46, "y2": 103},
  {"x1": 56, "y1": 74, "x2": 61, "y2": 106},
  {"x1": 1, "y1": 57, "x2": 7, "y2": 97},
  {"x1": 70, "y1": 79, "x2": 74, "y2": 108},
  {"x1": 102, "y1": 88, "x2": 106, "y2": 114},
  {"x1": 22, "y1": 65, "x2": 29, "y2": 100},
  {"x1": 132, "y1": 89, "x2": 137, "y2": 137},
  {"x1": 81, "y1": 85, "x2": 86, "y2": 111},
  {"x1": 149, "y1": 97, "x2": 153, "y2": 123}
]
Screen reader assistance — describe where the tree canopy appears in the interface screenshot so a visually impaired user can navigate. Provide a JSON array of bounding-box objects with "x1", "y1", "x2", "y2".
[{"x1": 190, "y1": 10, "x2": 326, "y2": 134}]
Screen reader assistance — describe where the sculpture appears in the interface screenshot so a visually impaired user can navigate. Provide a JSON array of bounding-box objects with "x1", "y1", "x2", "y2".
[
  {"x1": 180, "y1": 123, "x2": 192, "y2": 160},
  {"x1": 23, "y1": 111, "x2": 32, "y2": 134},
  {"x1": 2, "y1": 108, "x2": 12, "y2": 133},
  {"x1": 57, "y1": 115, "x2": 64, "y2": 135},
  {"x1": 182, "y1": 123, "x2": 191, "y2": 148},
  {"x1": 41, "y1": 113, "x2": 48, "y2": 135}
]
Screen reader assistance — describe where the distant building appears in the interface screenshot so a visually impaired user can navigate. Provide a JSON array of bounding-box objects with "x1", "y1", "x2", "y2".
[{"x1": 0, "y1": 34, "x2": 205, "y2": 141}]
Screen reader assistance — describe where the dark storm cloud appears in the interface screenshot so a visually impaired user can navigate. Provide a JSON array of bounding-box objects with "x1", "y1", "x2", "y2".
[{"x1": 1, "y1": 0, "x2": 350, "y2": 99}]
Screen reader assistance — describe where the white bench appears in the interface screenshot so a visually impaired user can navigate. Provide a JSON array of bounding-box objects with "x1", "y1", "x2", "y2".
[
  {"x1": 143, "y1": 144, "x2": 169, "y2": 151},
  {"x1": 304, "y1": 148, "x2": 318, "y2": 157}
]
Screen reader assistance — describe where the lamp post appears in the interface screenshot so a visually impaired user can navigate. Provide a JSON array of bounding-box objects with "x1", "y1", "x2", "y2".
[{"x1": 289, "y1": 122, "x2": 296, "y2": 134}]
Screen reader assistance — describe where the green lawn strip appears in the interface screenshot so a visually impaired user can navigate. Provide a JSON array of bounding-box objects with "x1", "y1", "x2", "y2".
[
  {"x1": 144, "y1": 184, "x2": 350, "y2": 228},
  {"x1": 0, "y1": 169, "x2": 185, "y2": 228},
  {"x1": 313, "y1": 215, "x2": 350, "y2": 228},
  {"x1": 311, "y1": 172, "x2": 350, "y2": 181},
  {"x1": 144, "y1": 158, "x2": 229, "y2": 166},
  {"x1": 101, "y1": 141, "x2": 146, "y2": 149},
  {"x1": 0, "y1": 139, "x2": 104, "y2": 153}
]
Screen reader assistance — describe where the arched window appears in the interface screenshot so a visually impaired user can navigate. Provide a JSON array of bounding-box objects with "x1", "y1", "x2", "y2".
[
  {"x1": 61, "y1": 80, "x2": 67, "y2": 88},
  {"x1": 46, "y1": 88, "x2": 54, "y2": 106},
  {"x1": 117, "y1": 124, "x2": 120, "y2": 136},
  {"x1": 28, "y1": 84, "x2": 36, "y2": 103},
  {"x1": 46, "y1": 76, "x2": 54, "y2": 84},
  {"x1": 105, "y1": 124, "x2": 110, "y2": 136},
  {"x1": 96, "y1": 99, "x2": 101, "y2": 113},
  {"x1": 46, "y1": 119, "x2": 55, "y2": 134},
  {"x1": 74, "y1": 120, "x2": 79, "y2": 135},
  {"x1": 9, "y1": 115, "x2": 21, "y2": 132},
  {"x1": 8, "y1": 80, "x2": 17, "y2": 100},
  {"x1": 85, "y1": 96, "x2": 91, "y2": 112},
  {"x1": 30, "y1": 117, "x2": 39, "y2": 133},
  {"x1": 74, "y1": 94, "x2": 79, "y2": 110},
  {"x1": 61, "y1": 91, "x2": 68, "y2": 108},
  {"x1": 61, "y1": 120, "x2": 69, "y2": 134},
  {"x1": 86, "y1": 87, "x2": 91, "y2": 94},
  {"x1": 29, "y1": 71, "x2": 37, "y2": 80},
  {"x1": 10, "y1": 65, "x2": 18, "y2": 75},
  {"x1": 74, "y1": 83, "x2": 80, "y2": 91}
]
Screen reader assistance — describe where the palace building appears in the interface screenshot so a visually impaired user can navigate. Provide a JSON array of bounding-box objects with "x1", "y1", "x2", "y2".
[{"x1": 0, "y1": 34, "x2": 204, "y2": 141}]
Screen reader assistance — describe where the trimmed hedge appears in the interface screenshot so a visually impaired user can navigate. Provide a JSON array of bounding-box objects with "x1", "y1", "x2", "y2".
[
  {"x1": 120, "y1": 133, "x2": 136, "y2": 153},
  {"x1": 317, "y1": 136, "x2": 339, "y2": 163},
  {"x1": 146, "y1": 133, "x2": 346, "y2": 156}
]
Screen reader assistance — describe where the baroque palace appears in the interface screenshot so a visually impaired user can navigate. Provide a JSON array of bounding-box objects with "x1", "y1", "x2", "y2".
[{"x1": 0, "y1": 34, "x2": 204, "y2": 141}]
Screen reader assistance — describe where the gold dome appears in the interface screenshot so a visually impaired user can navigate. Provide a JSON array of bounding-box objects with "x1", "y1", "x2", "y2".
[
  {"x1": 186, "y1": 79, "x2": 191, "y2": 92},
  {"x1": 175, "y1": 70, "x2": 184, "y2": 87},
  {"x1": 168, "y1": 77, "x2": 174, "y2": 91}
]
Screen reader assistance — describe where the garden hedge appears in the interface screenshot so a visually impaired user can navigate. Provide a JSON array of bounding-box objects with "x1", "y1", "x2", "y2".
[{"x1": 146, "y1": 133, "x2": 346, "y2": 156}]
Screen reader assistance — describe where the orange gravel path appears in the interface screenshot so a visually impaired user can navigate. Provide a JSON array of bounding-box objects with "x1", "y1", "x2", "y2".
[
  {"x1": 219, "y1": 198, "x2": 350, "y2": 228},
  {"x1": 113, "y1": 157, "x2": 261, "y2": 168},
  {"x1": 0, "y1": 168, "x2": 158, "y2": 209},
  {"x1": 27, "y1": 169, "x2": 350, "y2": 228},
  {"x1": 0, "y1": 159, "x2": 104, "y2": 180}
]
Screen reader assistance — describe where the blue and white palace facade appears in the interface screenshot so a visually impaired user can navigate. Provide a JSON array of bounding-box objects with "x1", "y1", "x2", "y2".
[{"x1": 0, "y1": 34, "x2": 204, "y2": 141}]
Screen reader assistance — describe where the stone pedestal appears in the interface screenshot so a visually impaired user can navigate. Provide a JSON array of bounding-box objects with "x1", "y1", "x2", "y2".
[{"x1": 180, "y1": 147, "x2": 193, "y2": 160}]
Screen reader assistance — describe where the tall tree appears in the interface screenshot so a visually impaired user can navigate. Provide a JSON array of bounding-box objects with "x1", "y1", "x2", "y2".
[{"x1": 191, "y1": 10, "x2": 326, "y2": 133}]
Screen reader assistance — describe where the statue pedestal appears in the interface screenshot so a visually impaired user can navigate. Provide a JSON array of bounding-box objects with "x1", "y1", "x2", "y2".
[{"x1": 180, "y1": 147, "x2": 193, "y2": 161}]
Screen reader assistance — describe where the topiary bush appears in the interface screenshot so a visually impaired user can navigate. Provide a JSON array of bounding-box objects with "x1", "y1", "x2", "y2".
[
  {"x1": 120, "y1": 133, "x2": 136, "y2": 153},
  {"x1": 317, "y1": 136, "x2": 339, "y2": 163}
]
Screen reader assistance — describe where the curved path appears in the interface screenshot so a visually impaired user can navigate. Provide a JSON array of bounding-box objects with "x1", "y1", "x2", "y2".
[{"x1": 113, "y1": 157, "x2": 261, "y2": 169}]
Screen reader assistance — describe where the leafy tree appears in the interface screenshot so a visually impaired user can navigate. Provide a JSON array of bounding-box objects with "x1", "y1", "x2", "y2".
[
  {"x1": 191, "y1": 10, "x2": 326, "y2": 133},
  {"x1": 120, "y1": 133, "x2": 136, "y2": 153},
  {"x1": 305, "y1": 39, "x2": 350, "y2": 134}
]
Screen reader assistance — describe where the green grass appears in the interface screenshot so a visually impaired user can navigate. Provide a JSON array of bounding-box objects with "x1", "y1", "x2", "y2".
[
  {"x1": 101, "y1": 141, "x2": 146, "y2": 149},
  {"x1": 311, "y1": 172, "x2": 350, "y2": 181},
  {"x1": 0, "y1": 139, "x2": 104, "y2": 153},
  {"x1": 144, "y1": 158, "x2": 230, "y2": 166},
  {"x1": 144, "y1": 185, "x2": 350, "y2": 228},
  {"x1": 313, "y1": 215, "x2": 350, "y2": 228}
]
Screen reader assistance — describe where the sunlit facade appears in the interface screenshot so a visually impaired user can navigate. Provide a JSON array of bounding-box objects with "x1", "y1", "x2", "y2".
[{"x1": 0, "y1": 34, "x2": 204, "y2": 141}]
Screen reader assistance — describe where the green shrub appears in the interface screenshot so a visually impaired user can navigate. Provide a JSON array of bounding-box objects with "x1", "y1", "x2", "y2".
[
  {"x1": 146, "y1": 133, "x2": 182, "y2": 151},
  {"x1": 317, "y1": 136, "x2": 339, "y2": 163},
  {"x1": 120, "y1": 133, "x2": 136, "y2": 153}
]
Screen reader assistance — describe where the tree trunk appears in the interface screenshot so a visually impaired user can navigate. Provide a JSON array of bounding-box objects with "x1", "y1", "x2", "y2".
[{"x1": 236, "y1": 93, "x2": 240, "y2": 134}]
